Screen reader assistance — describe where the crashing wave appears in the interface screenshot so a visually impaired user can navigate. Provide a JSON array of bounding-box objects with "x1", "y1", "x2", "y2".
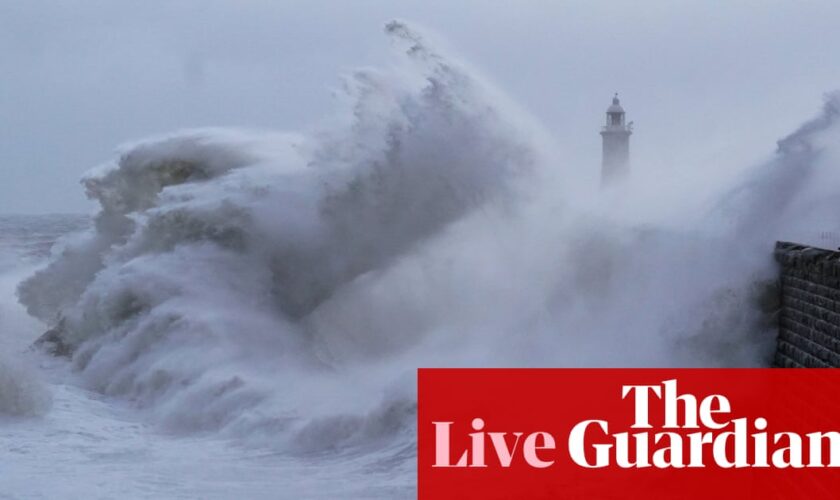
[
  {"x1": 17, "y1": 21, "x2": 538, "y2": 447},
  {"x1": 16, "y1": 20, "x2": 840, "y2": 451}
]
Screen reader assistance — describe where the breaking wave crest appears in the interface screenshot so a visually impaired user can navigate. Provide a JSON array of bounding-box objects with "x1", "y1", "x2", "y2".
[{"x1": 16, "y1": 21, "x2": 840, "y2": 452}]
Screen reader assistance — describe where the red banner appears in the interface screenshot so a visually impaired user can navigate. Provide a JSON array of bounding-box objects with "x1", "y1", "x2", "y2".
[{"x1": 418, "y1": 369, "x2": 840, "y2": 499}]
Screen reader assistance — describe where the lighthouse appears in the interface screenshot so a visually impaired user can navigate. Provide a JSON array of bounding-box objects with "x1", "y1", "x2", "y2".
[{"x1": 600, "y1": 94, "x2": 632, "y2": 186}]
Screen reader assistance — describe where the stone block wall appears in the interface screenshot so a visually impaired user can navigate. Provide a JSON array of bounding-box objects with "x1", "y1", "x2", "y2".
[{"x1": 774, "y1": 241, "x2": 840, "y2": 367}]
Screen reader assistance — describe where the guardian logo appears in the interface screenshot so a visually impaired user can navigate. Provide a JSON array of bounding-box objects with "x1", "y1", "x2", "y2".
[{"x1": 418, "y1": 369, "x2": 840, "y2": 499}]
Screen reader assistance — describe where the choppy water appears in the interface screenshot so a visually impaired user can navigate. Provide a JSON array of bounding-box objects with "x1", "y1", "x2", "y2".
[
  {"x1": 0, "y1": 215, "x2": 87, "y2": 265},
  {"x1": 0, "y1": 215, "x2": 413, "y2": 499}
]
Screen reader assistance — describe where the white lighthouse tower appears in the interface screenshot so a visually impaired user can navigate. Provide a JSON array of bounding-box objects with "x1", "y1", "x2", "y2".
[{"x1": 600, "y1": 93, "x2": 632, "y2": 186}]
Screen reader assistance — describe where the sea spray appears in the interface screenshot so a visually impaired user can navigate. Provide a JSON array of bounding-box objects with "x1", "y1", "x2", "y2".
[
  {"x1": 14, "y1": 21, "x2": 840, "y2": 454},
  {"x1": 17, "y1": 21, "x2": 539, "y2": 449},
  {"x1": 0, "y1": 357, "x2": 51, "y2": 417},
  {"x1": 0, "y1": 223, "x2": 64, "y2": 417}
]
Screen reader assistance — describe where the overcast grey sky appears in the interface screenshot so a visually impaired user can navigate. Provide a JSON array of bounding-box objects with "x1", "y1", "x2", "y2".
[{"x1": 2, "y1": 0, "x2": 839, "y2": 213}]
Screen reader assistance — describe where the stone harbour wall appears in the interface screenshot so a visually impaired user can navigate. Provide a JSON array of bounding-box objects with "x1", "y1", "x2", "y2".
[{"x1": 774, "y1": 241, "x2": 840, "y2": 368}]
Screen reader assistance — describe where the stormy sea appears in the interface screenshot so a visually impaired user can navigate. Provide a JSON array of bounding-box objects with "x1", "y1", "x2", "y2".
[{"x1": 2, "y1": 22, "x2": 840, "y2": 498}]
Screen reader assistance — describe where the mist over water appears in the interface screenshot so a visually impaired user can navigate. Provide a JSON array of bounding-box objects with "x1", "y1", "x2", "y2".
[
  {"x1": 6, "y1": 21, "x2": 840, "y2": 491},
  {"x1": 0, "y1": 215, "x2": 88, "y2": 417}
]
